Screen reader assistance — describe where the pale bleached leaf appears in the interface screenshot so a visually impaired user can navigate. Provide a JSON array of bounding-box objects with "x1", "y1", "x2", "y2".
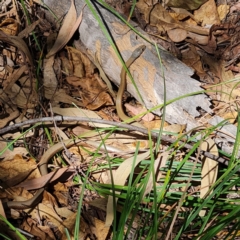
[
  {"x1": 105, "y1": 150, "x2": 150, "y2": 226},
  {"x1": 46, "y1": 0, "x2": 76, "y2": 58},
  {"x1": 46, "y1": 1, "x2": 85, "y2": 58},
  {"x1": 199, "y1": 138, "x2": 218, "y2": 216},
  {"x1": 143, "y1": 151, "x2": 169, "y2": 198}
]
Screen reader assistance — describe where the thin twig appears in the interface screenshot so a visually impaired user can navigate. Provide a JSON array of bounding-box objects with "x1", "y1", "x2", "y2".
[{"x1": 0, "y1": 115, "x2": 231, "y2": 167}]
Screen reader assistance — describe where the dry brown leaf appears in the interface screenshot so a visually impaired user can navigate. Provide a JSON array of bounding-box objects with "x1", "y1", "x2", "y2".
[
  {"x1": 0, "y1": 108, "x2": 19, "y2": 128},
  {"x1": 125, "y1": 103, "x2": 154, "y2": 121},
  {"x1": 85, "y1": 91, "x2": 113, "y2": 110},
  {"x1": 194, "y1": 0, "x2": 220, "y2": 26},
  {"x1": 187, "y1": 32, "x2": 209, "y2": 45},
  {"x1": 50, "y1": 88, "x2": 84, "y2": 107},
  {"x1": 88, "y1": 197, "x2": 107, "y2": 212},
  {"x1": 221, "y1": 111, "x2": 237, "y2": 124},
  {"x1": 66, "y1": 46, "x2": 95, "y2": 78},
  {"x1": 43, "y1": 189, "x2": 59, "y2": 206},
  {"x1": 55, "y1": 206, "x2": 74, "y2": 218},
  {"x1": 0, "y1": 30, "x2": 33, "y2": 66},
  {"x1": 30, "y1": 202, "x2": 63, "y2": 224},
  {"x1": 3, "y1": 65, "x2": 27, "y2": 91},
  {"x1": 46, "y1": 0, "x2": 76, "y2": 58},
  {"x1": 66, "y1": 49, "x2": 85, "y2": 78},
  {"x1": 53, "y1": 182, "x2": 69, "y2": 207},
  {"x1": 15, "y1": 168, "x2": 72, "y2": 190},
  {"x1": 0, "y1": 155, "x2": 40, "y2": 185},
  {"x1": 165, "y1": 0, "x2": 208, "y2": 10},
  {"x1": 66, "y1": 76, "x2": 81, "y2": 85},
  {"x1": 167, "y1": 28, "x2": 187, "y2": 42},
  {"x1": 93, "y1": 217, "x2": 110, "y2": 240},
  {"x1": 0, "y1": 83, "x2": 37, "y2": 108},
  {"x1": 4, "y1": 187, "x2": 35, "y2": 204},
  {"x1": 182, "y1": 45, "x2": 205, "y2": 77},
  {"x1": 59, "y1": 212, "x2": 88, "y2": 239},
  {"x1": 170, "y1": 7, "x2": 200, "y2": 23},
  {"x1": 60, "y1": 54, "x2": 73, "y2": 75},
  {"x1": 52, "y1": 107, "x2": 105, "y2": 126},
  {"x1": 143, "y1": 119, "x2": 167, "y2": 130},
  {"x1": 163, "y1": 123, "x2": 187, "y2": 134},
  {"x1": 46, "y1": 1, "x2": 85, "y2": 58},
  {"x1": 199, "y1": 138, "x2": 218, "y2": 217},
  {"x1": 21, "y1": 218, "x2": 54, "y2": 240},
  {"x1": 77, "y1": 75, "x2": 113, "y2": 110},
  {"x1": 17, "y1": 201, "x2": 67, "y2": 240},
  {"x1": 217, "y1": 4, "x2": 230, "y2": 21},
  {"x1": 106, "y1": 150, "x2": 150, "y2": 226},
  {"x1": 0, "y1": 18, "x2": 19, "y2": 36},
  {"x1": 148, "y1": 3, "x2": 209, "y2": 36},
  {"x1": 143, "y1": 151, "x2": 169, "y2": 198}
]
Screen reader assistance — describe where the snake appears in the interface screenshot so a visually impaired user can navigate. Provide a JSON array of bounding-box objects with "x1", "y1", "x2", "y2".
[
  {"x1": 6, "y1": 45, "x2": 146, "y2": 209},
  {"x1": 116, "y1": 45, "x2": 146, "y2": 121}
]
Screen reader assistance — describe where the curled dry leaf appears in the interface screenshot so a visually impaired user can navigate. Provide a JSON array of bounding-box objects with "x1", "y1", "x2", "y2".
[
  {"x1": 46, "y1": 1, "x2": 85, "y2": 58},
  {"x1": 76, "y1": 75, "x2": 113, "y2": 110},
  {"x1": 20, "y1": 217, "x2": 55, "y2": 239},
  {"x1": 66, "y1": 46, "x2": 95, "y2": 78},
  {"x1": 3, "y1": 65, "x2": 28, "y2": 91},
  {"x1": 137, "y1": 2, "x2": 209, "y2": 45},
  {"x1": 167, "y1": 28, "x2": 188, "y2": 42},
  {"x1": 15, "y1": 168, "x2": 72, "y2": 190},
  {"x1": 0, "y1": 108, "x2": 19, "y2": 128},
  {"x1": 51, "y1": 89, "x2": 84, "y2": 107},
  {"x1": 0, "y1": 18, "x2": 19, "y2": 36},
  {"x1": 194, "y1": 0, "x2": 220, "y2": 26},
  {"x1": 0, "y1": 30, "x2": 33, "y2": 67},
  {"x1": 0, "y1": 83, "x2": 37, "y2": 109},
  {"x1": 46, "y1": 0, "x2": 76, "y2": 58},
  {"x1": 164, "y1": 0, "x2": 208, "y2": 10},
  {"x1": 0, "y1": 155, "x2": 40, "y2": 186}
]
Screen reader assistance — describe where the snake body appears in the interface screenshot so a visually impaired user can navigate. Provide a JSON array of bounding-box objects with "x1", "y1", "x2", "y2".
[{"x1": 116, "y1": 45, "x2": 146, "y2": 121}]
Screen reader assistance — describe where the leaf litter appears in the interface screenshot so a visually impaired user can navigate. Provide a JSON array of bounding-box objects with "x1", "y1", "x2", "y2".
[{"x1": 0, "y1": 0, "x2": 239, "y2": 239}]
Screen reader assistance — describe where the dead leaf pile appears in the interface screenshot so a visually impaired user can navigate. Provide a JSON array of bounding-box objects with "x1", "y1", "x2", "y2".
[
  {"x1": 131, "y1": 0, "x2": 240, "y2": 122},
  {"x1": 0, "y1": 0, "x2": 239, "y2": 239}
]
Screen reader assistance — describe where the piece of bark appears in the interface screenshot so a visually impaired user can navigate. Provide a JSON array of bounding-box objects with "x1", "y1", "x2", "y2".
[{"x1": 43, "y1": 0, "x2": 238, "y2": 156}]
